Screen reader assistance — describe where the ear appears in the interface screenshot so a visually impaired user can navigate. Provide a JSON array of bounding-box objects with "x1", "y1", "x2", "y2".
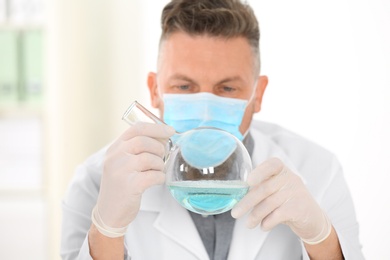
[
  {"x1": 253, "y1": 75, "x2": 268, "y2": 113},
  {"x1": 147, "y1": 72, "x2": 161, "y2": 108}
]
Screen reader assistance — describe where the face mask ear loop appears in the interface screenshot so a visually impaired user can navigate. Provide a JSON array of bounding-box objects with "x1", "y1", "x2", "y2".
[
  {"x1": 242, "y1": 80, "x2": 259, "y2": 138},
  {"x1": 245, "y1": 80, "x2": 258, "y2": 109}
]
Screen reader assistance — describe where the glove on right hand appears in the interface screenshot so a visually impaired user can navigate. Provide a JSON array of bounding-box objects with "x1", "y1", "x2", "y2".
[{"x1": 92, "y1": 122, "x2": 175, "y2": 237}]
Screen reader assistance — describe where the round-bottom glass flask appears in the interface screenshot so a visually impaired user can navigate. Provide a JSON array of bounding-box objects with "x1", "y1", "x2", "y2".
[
  {"x1": 122, "y1": 101, "x2": 252, "y2": 215},
  {"x1": 165, "y1": 127, "x2": 252, "y2": 215}
]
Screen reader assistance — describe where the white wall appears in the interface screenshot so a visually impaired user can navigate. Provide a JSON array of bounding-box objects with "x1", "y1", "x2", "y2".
[
  {"x1": 249, "y1": 1, "x2": 390, "y2": 259},
  {"x1": 138, "y1": 0, "x2": 390, "y2": 259}
]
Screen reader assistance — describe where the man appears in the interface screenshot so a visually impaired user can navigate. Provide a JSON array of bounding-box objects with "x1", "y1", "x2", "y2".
[{"x1": 61, "y1": 0, "x2": 364, "y2": 259}]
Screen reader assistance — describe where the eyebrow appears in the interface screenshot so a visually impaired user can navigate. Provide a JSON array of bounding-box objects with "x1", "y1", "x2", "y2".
[
  {"x1": 216, "y1": 76, "x2": 244, "y2": 85},
  {"x1": 169, "y1": 74, "x2": 196, "y2": 83},
  {"x1": 169, "y1": 74, "x2": 245, "y2": 85}
]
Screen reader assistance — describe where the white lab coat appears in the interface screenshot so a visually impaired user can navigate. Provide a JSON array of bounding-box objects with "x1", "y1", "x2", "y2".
[{"x1": 61, "y1": 120, "x2": 364, "y2": 260}]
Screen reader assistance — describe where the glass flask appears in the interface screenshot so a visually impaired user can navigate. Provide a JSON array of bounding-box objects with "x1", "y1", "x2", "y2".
[{"x1": 122, "y1": 101, "x2": 252, "y2": 215}]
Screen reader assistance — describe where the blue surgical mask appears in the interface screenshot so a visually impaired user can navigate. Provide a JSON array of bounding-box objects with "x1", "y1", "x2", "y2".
[{"x1": 163, "y1": 92, "x2": 248, "y2": 140}]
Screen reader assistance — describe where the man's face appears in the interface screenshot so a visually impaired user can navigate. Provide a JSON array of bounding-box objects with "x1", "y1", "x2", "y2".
[{"x1": 148, "y1": 31, "x2": 268, "y2": 135}]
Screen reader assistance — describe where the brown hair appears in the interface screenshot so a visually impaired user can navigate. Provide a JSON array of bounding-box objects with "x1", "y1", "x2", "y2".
[{"x1": 160, "y1": 0, "x2": 261, "y2": 74}]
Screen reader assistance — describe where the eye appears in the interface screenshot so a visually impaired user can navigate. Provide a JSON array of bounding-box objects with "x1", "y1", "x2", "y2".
[
  {"x1": 221, "y1": 86, "x2": 235, "y2": 92},
  {"x1": 177, "y1": 85, "x2": 190, "y2": 91},
  {"x1": 168, "y1": 83, "x2": 197, "y2": 93},
  {"x1": 215, "y1": 85, "x2": 239, "y2": 98}
]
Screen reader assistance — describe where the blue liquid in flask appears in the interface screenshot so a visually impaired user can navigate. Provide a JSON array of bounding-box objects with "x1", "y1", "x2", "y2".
[{"x1": 168, "y1": 180, "x2": 248, "y2": 215}]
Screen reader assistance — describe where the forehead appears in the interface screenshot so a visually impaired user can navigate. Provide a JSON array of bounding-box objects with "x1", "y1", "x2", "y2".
[{"x1": 158, "y1": 32, "x2": 256, "y2": 77}]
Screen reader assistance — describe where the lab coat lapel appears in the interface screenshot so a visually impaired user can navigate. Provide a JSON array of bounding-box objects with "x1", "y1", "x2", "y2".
[
  {"x1": 228, "y1": 214, "x2": 270, "y2": 259},
  {"x1": 153, "y1": 187, "x2": 209, "y2": 260}
]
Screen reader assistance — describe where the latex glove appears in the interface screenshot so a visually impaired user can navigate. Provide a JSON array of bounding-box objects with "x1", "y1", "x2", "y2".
[
  {"x1": 231, "y1": 158, "x2": 332, "y2": 245},
  {"x1": 92, "y1": 122, "x2": 175, "y2": 237}
]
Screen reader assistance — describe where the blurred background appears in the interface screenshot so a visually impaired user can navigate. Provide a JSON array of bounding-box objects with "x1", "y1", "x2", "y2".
[{"x1": 0, "y1": 0, "x2": 388, "y2": 259}]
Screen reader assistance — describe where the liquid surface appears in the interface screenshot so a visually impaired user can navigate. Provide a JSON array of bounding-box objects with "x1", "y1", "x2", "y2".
[{"x1": 168, "y1": 180, "x2": 248, "y2": 215}]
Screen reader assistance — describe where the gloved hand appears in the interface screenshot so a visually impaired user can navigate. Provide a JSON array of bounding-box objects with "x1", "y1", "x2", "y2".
[
  {"x1": 92, "y1": 122, "x2": 175, "y2": 237},
  {"x1": 231, "y1": 158, "x2": 332, "y2": 245}
]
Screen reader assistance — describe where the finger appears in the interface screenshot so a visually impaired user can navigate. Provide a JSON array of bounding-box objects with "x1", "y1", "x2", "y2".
[
  {"x1": 125, "y1": 136, "x2": 166, "y2": 158},
  {"x1": 120, "y1": 122, "x2": 175, "y2": 140},
  {"x1": 129, "y1": 170, "x2": 166, "y2": 194},
  {"x1": 247, "y1": 157, "x2": 285, "y2": 186},
  {"x1": 260, "y1": 204, "x2": 291, "y2": 231},
  {"x1": 125, "y1": 153, "x2": 165, "y2": 172},
  {"x1": 231, "y1": 174, "x2": 286, "y2": 218},
  {"x1": 246, "y1": 189, "x2": 289, "y2": 229}
]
